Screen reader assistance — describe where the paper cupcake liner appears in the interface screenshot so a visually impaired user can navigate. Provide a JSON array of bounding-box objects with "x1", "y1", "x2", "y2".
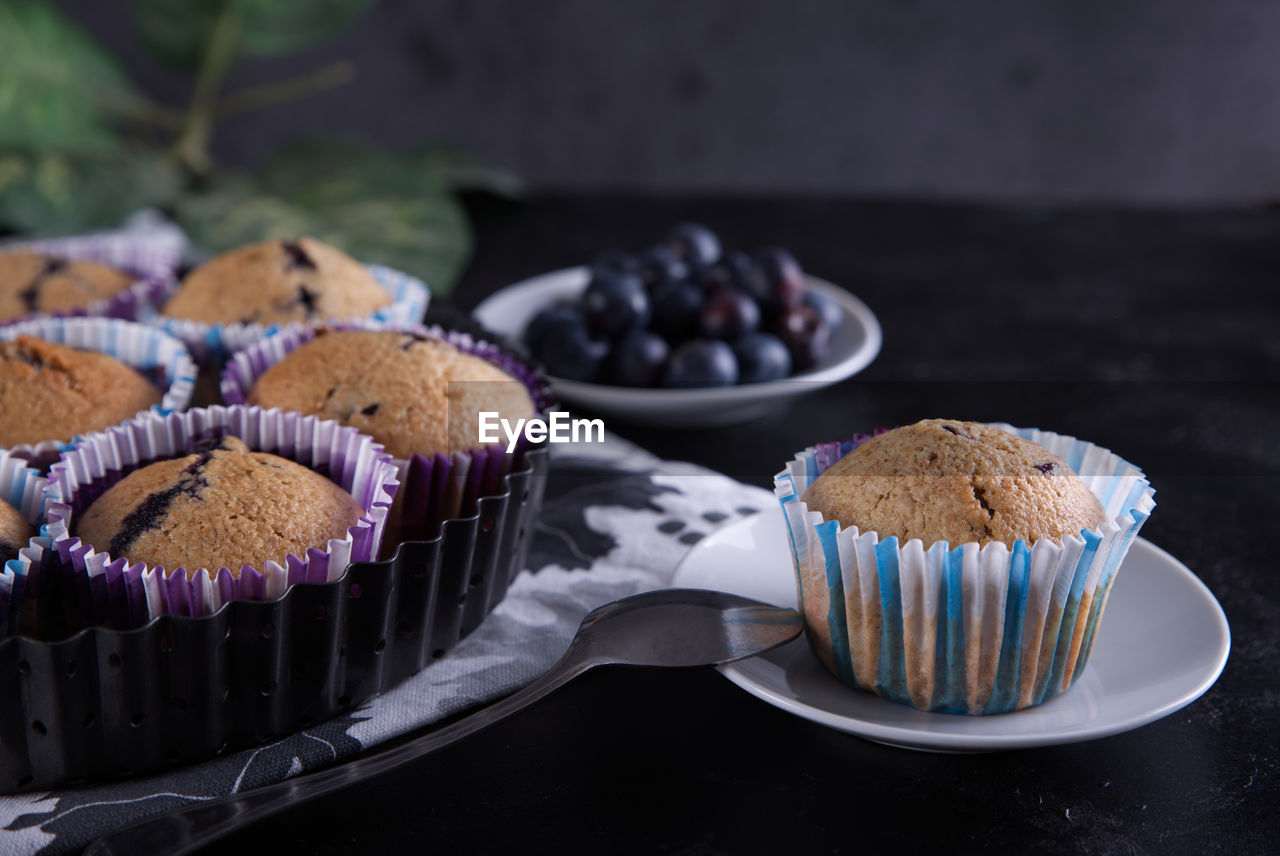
[
  {"x1": 0, "y1": 433, "x2": 547, "y2": 793},
  {"x1": 0, "y1": 317, "x2": 198, "y2": 469},
  {"x1": 774, "y1": 425, "x2": 1156, "y2": 715},
  {"x1": 1, "y1": 231, "x2": 181, "y2": 325},
  {"x1": 0, "y1": 450, "x2": 49, "y2": 638},
  {"x1": 35, "y1": 405, "x2": 399, "y2": 632},
  {"x1": 220, "y1": 319, "x2": 553, "y2": 546},
  {"x1": 150, "y1": 263, "x2": 431, "y2": 368}
]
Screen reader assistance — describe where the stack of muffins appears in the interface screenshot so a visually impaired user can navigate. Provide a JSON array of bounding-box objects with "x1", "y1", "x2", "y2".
[
  {"x1": 0, "y1": 234, "x2": 549, "y2": 791},
  {"x1": 1, "y1": 236, "x2": 197, "y2": 638}
]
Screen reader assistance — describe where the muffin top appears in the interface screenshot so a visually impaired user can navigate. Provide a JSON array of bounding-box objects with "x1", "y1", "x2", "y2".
[
  {"x1": 801, "y1": 419, "x2": 1106, "y2": 547},
  {"x1": 0, "y1": 499, "x2": 33, "y2": 565},
  {"x1": 161, "y1": 237, "x2": 391, "y2": 325},
  {"x1": 247, "y1": 329, "x2": 538, "y2": 459},
  {"x1": 75, "y1": 435, "x2": 362, "y2": 575},
  {"x1": 0, "y1": 252, "x2": 135, "y2": 322},
  {"x1": 0, "y1": 336, "x2": 162, "y2": 448}
]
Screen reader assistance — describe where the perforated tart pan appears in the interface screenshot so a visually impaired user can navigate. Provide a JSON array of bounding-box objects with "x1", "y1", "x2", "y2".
[{"x1": 0, "y1": 441, "x2": 548, "y2": 793}]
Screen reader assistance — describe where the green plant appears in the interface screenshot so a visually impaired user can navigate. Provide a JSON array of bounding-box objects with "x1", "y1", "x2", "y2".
[{"x1": 0, "y1": 0, "x2": 519, "y2": 294}]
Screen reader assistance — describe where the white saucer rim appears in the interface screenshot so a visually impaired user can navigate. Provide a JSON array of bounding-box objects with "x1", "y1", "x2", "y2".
[
  {"x1": 676, "y1": 518, "x2": 1231, "y2": 751},
  {"x1": 471, "y1": 267, "x2": 883, "y2": 406}
]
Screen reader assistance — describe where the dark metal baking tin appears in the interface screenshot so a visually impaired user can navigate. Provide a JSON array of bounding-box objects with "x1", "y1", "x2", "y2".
[{"x1": 0, "y1": 444, "x2": 548, "y2": 793}]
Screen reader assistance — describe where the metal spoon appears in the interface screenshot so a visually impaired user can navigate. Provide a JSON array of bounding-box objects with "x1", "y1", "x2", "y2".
[{"x1": 86, "y1": 588, "x2": 802, "y2": 856}]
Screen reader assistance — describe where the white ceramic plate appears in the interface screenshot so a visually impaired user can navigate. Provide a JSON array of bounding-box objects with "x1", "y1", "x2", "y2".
[
  {"x1": 673, "y1": 508, "x2": 1231, "y2": 752},
  {"x1": 471, "y1": 267, "x2": 882, "y2": 427}
]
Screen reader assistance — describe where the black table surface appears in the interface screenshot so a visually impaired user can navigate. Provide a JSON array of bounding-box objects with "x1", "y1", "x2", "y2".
[{"x1": 203, "y1": 196, "x2": 1278, "y2": 855}]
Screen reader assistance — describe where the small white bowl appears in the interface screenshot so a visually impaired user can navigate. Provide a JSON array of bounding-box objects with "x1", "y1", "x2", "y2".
[{"x1": 472, "y1": 266, "x2": 882, "y2": 427}]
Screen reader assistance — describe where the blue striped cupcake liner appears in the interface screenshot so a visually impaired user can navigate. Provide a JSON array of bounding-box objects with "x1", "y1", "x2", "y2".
[
  {"x1": 0, "y1": 317, "x2": 198, "y2": 469},
  {"x1": 0, "y1": 450, "x2": 49, "y2": 637},
  {"x1": 774, "y1": 424, "x2": 1156, "y2": 715},
  {"x1": 1, "y1": 231, "x2": 181, "y2": 325},
  {"x1": 150, "y1": 263, "x2": 431, "y2": 368},
  {"x1": 31, "y1": 406, "x2": 400, "y2": 630}
]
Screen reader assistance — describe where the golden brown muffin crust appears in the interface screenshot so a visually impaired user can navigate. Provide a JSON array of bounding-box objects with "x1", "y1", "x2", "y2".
[
  {"x1": 247, "y1": 329, "x2": 537, "y2": 458},
  {"x1": 0, "y1": 499, "x2": 34, "y2": 564},
  {"x1": 0, "y1": 336, "x2": 162, "y2": 448},
  {"x1": 801, "y1": 419, "x2": 1106, "y2": 547},
  {"x1": 160, "y1": 237, "x2": 391, "y2": 325},
  {"x1": 75, "y1": 436, "x2": 362, "y2": 575},
  {"x1": 0, "y1": 252, "x2": 135, "y2": 322}
]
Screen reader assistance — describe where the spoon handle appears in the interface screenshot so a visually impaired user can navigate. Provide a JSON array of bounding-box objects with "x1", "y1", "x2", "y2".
[{"x1": 85, "y1": 653, "x2": 597, "y2": 856}]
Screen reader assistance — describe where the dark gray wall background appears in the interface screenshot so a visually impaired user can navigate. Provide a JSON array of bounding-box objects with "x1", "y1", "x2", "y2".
[{"x1": 63, "y1": 0, "x2": 1280, "y2": 203}]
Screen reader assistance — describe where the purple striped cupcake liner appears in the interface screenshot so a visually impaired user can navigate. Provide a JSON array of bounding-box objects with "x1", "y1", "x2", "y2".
[
  {"x1": 0, "y1": 449, "x2": 49, "y2": 638},
  {"x1": 775, "y1": 424, "x2": 1156, "y2": 715},
  {"x1": 1, "y1": 232, "x2": 180, "y2": 326},
  {"x1": 220, "y1": 320, "x2": 553, "y2": 550},
  {"x1": 150, "y1": 263, "x2": 431, "y2": 369},
  {"x1": 35, "y1": 406, "x2": 399, "y2": 631},
  {"x1": 0, "y1": 317, "x2": 198, "y2": 470}
]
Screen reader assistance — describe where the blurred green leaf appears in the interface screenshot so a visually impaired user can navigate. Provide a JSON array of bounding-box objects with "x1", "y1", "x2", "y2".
[
  {"x1": 130, "y1": 1, "x2": 220, "y2": 70},
  {"x1": 175, "y1": 144, "x2": 474, "y2": 294},
  {"x1": 0, "y1": 0, "x2": 142, "y2": 154},
  {"x1": 133, "y1": 0, "x2": 374, "y2": 68},
  {"x1": 259, "y1": 140, "x2": 523, "y2": 203},
  {"x1": 412, "y1": 144, "x2": 527, "y2": 199},
  {"x1": 258, "y1": 140, "x2": 450, "y2": 204},
  {"x1": 237, "y1": 0, "x2": 375, "y2": 58},
  {"x1": 0, "y1": 150, "x2": 184, "y2": 235}
]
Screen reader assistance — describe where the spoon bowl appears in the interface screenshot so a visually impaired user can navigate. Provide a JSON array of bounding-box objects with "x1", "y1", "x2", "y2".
[{"x1": 571, "y1": 588, "x2": 803, "y2": 668}]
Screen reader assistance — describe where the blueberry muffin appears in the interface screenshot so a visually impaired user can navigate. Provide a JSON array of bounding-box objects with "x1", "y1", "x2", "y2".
[
  {"x1": 802, "y1": 419, "x2": 1105, "y2": 547},
  {"x1": 778, "y1": 421, "x2": 1154, "y2": 714},
  {"x1": 75, "y1": 435, "x2": 363, "y2": 573},
  {"x1": 0, "y1": 499, "x2": 33, "y2": 565},
  {"x1": 161, "y1": 238, "x2": 391, "y2": 326},
  {"x1": 246, "y1": 329, "x2": 538, "y2": 459},
  {"x1": 0, "y1": 336, "x2": 162, "y2": 448},
  {"x1": 0, "y1": 252, "x2": 135, "y2": 322}
]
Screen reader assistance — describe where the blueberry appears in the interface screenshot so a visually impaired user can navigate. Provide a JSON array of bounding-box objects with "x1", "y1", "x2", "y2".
[
  {"x1": 663, "y1": 339, "x2": 738, "y2": 388},
  {"x1": 590, "y1": 250, "x2": 637, "y2": 276},
  {"x1": 774, "y1": 305, "x2": 832, "y2": 372},
  {"x1": 636, "y1": 246, "x2": 689, "y2": 290},
  {"x1": 650, "y1": 279, "x2": 705, "y2": 342},
  {"x1": 723, "y1": 250, "x2": 769, "y2": 302},
  {"x1": 754, "y1": 246, "x2": 805, "y2": 316},
  {"x1": 696, "y1": 261, "x2": 735, "y2": 294},
  {"x1": 802, "y1": 289, "x2": 843, "y2": 333},
  {"x1": 533, "y1": 325, "x2": 608, "y2": 382},
  {"x1": 664, "y1": 222, "x2": 721, "y2": 269},
  {"x1": 607, "y1": 330, "x2": 670, "y2": 387},
  {"x1": 524, "y1": 305, "x2": 588, "y2": 353},
  {"x1": 699, "y1": 286, "x2": 761, "y2": 340},
  {"x1": 733, "y1": 332, "x2": 792, "y2": 383},
  {"x1": 581, "y1": 270, "x2": 650, "y2": 339}
]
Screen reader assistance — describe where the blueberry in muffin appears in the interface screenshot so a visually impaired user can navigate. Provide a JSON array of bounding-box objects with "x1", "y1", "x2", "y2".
[
  {"x1": 75, "y1": 435, "x2": 363, "y2": 573},
  {"x1": 161, "y1": 238, "x2": 392, "y2": 326},
  {"x1": 802, "y1": 419, "x2": 1106, "y2": 547},
  {"x1": 0, "y1": 252, "x2": 134, "y2": 322},
  {"x1": 246, "y1": 329, "x2": 538, "y2": 459}
]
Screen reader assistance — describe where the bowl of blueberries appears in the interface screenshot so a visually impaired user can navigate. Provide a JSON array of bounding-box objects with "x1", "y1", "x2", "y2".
[{"x1": 472, "y1": 223, "x2": 881, "y2": 426}]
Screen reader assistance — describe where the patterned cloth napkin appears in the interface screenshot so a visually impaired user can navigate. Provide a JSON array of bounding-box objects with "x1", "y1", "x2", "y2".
[{"x1": 0, "y1": 432, "x2": 775, "y2": 855}]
